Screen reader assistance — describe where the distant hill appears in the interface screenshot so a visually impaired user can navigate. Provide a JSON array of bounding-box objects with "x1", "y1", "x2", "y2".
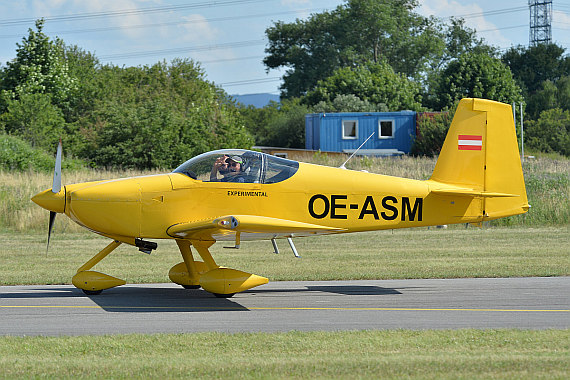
[{"x1": 232, "y1": 93, "x2": 280, "y2": 108}]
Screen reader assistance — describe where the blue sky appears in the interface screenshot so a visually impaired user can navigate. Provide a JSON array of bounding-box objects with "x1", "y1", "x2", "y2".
[{"x1": 0, "y1": 0, "x2": 569, "y2": 95}]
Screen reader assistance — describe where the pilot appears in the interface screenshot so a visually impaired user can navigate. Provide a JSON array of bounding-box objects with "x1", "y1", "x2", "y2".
[{"x1": 210, "y1": 155, "x2": 246, "y2": 182}]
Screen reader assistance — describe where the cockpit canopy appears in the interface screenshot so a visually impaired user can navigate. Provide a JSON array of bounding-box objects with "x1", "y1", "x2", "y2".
[{"x1": 172, "y1": 149, "x2": 299, "y2": 184}]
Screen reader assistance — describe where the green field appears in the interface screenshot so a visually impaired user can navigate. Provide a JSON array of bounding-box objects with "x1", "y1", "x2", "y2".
[
  {"x1": 1, "y1": 227, "x2": 568, "y2": 285},
  {"x1": 1, "y1": 330, "x2": 568, "y2": 379}
]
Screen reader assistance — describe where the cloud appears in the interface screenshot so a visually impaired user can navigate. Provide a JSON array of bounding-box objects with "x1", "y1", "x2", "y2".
[
  {"x1": 76, "y1": 0, "x2": 159, "y2": 38},
  {"x1": 553, "y1": 10, "x2": 570, "y2": 24},
  {"x1": 30, "y1": 0, "x2": 68, "y2": 17},
  {"x1": 281, "y1": 0, "x2": 310, "y2": 6},
  {"x1": 418, "y1": 0, "x2": 512, "y2": 47},
  {"x1": 178, "y1": 14, "x2": 220, "y2": 43},
  {"x1": 28, "y1": 0, "x2": 162, "y2": 38}
]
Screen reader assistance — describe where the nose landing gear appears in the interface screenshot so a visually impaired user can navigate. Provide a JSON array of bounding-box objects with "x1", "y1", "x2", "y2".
[{"x1": 72, "y1": 240, "x2": 126, "y2": 295}]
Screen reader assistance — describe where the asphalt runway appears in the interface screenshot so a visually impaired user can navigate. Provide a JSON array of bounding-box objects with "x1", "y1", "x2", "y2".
[{"x1": 1, "y1": 277, "x2": 568, "y2": 336}]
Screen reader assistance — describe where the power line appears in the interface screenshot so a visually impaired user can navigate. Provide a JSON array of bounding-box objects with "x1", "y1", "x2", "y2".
[
  {"x1": 219, "y1": 77, "x2": 280, "y2": 86},
  {"x1": 201, "y1": 55, "x2": 264, "y2": 64},
  {"x1": 45, "y1": 8, "x2": 322, "y2": 37},
  {"x1": 477, "y1": 24, "x2": 527, "y2": 33},
  {"x1": 98, "y1": 39, "x2": 265, "y2": 60},
  {"x1": 449, "y1": 6, "x2": 528, "y2": 20},
  {"x1": 0, "y1": 0, "x2": 276, "y2": 27},
  {"x1": 0, "y1": 8, "x2": 322, "y2": 39},
  {"x1": 0, "y1": 8, "x2": 325, "y2": 40}
]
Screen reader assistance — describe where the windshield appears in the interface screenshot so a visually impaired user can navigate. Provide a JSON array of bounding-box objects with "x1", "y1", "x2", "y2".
[
  {"x1": 173, "y1": 150, "x2": 262, "y2": 183},
  {"x1": 173, "y1": 149, "x2": 299, "y2": 184},
  {"x1": 263, "y1": 154, "x2": 299, "y2": 184}
]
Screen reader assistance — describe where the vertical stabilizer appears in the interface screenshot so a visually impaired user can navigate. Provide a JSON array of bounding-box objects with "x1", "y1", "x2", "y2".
[{"x1": 429, "y1": 98, "x2": 529, "y2": 220}]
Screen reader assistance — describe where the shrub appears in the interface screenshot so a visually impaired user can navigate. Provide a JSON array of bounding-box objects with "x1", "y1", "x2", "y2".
[
  {"x1": 525, "y1": 108, "x2": 570, "y2": 157},
  {"x1": 411, "y1": 111, "x2": 453, "y2": 156},
  {"x1": 0, "y1": 134, "x2": 84, "y2": 172}
]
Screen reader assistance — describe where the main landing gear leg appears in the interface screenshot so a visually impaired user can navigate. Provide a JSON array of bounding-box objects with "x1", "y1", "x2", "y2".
[
  {"x1": 191, "y1": 240, "x2": 219, "y2": 271},
  {"x1": 72, "y1": 240, "x2": 126, "y2": 295}
]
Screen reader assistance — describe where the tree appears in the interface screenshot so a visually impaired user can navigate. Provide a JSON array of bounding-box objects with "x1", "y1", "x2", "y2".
[
  {"x1": 422, "y1": 18, "x2": 497, "y2": 108},
  {"x1": 438, "y1": 18, "x2": 496, "y2": 70},
  {"x1": 264, "y1": 0, "x2": 444, "y2": 98},
  {"x1": 502, "y1": 43, "x2": 570, "y2": 96},
  {"x1": 0, "y1": 93, "x2": 65, "y2": 150},
  {"x1": 77, "y1": 60, "x2": 253, "y2": 169},
  {"x1": 312, "y1": 94, "x2": 383, "y2": 113},
  {"x1": 264, "y1": 11, "x2": 345, "y2": 99},
  {"x1": 303, "y1": 61, "x2": 423, "y2": 111},
  {"x1": 432, "y1": 52, "x2": 522, "y2": 110},
  {"x1": 341, "y1": 0, "x2": 443, "y2": 78},
  {"x1": 0, "y1": 21, "x2": 256, "y2": 169},
  {"x1": 411, "y1": 110, "x2": 454, "y2": 156},
  {"x1": 261, "y1": 98, "x2": 309, "y2": 148},
  {"x1": 238, "y1": 101, "x2": 281, "y2": 145},
  {"x1": 526, "y1": 76, "x2": 570, "y2": 120},
  {"x1": 61, "y1": 45, "x2": 101, "y2": 121},
  {"x1": 525, "y1": 108, "x2": 570, "y2": 156},
  {"x1": 0, "y1": 19, "x2": 77, "y2": 112}
]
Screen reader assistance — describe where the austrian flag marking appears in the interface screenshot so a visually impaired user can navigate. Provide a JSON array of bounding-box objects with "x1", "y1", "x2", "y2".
[{"x1": 458, "y1": 135, "x2": 483, "y2": 150}]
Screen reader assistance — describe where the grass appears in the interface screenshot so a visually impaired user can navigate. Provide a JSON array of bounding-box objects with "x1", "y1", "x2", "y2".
[
  {"x1": 493, "y1": 156, "x2": 570, "y2": 226},
  {"x1": 1, "y1": 227, "x2": 568, "y2": 286},
  {"x1": 0, "y1": 329, "x2": 568, "y2": 379}
]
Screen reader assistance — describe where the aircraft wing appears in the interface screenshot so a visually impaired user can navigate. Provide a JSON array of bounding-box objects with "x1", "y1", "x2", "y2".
[{"x1": 167, "y1": 215, "x2": 344, "y2": 241}]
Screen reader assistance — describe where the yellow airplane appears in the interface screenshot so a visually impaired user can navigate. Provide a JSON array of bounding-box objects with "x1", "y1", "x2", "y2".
[{"x1": 32, "y1": 98, "x2": 529, "y2": 297}]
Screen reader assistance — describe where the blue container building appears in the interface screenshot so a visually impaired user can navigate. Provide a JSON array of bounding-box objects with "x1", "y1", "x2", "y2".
[{"x1": 305, "y1": 111, "x2": 416, "y2": 156}]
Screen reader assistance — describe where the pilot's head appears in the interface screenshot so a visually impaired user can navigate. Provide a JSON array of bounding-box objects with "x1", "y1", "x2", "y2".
[{"x1": 225, "y1": 156, "x2": 244, "y2": 175}]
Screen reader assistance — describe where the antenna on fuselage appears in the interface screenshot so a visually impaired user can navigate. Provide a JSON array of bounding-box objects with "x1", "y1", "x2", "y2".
[{"x1": 339, "y1": 132, "x2": 375, "y2": 169}]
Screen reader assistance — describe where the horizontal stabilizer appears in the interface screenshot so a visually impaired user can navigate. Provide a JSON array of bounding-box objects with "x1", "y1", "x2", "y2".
[{"x1": 431, "y1": 188, "x2": 519, "y2": 198}]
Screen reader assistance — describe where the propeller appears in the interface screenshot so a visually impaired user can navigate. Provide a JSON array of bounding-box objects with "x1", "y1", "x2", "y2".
[
  {"x1": 52, "y1": 139, "x2": 62, "y2": 193},
  {"x1": 47, "y1": 211, "x2": 57, "y2": 255},
  {"x1": 46, "y1": 139, "x2": 63, "y2": 254}
]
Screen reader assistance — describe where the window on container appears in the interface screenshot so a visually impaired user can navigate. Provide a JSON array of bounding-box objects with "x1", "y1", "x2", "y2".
[
  {"x1": 378, "y1": 120, "x2": 394, "y2": 139},
  {"x1": 342, "y1": 120, "x2": 358, "y2": 139}
]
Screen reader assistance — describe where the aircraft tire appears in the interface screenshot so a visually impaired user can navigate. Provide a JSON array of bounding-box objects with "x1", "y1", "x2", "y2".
[
  {"x1": 182, "y1": 284, "x2": 201, "y2": 289},
  {"x1": 213, "y1": 293, "x2": 235, "y2": 298},
  {"x1": 82, "y1": 289, "x2": 103, "y2": 295}
]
